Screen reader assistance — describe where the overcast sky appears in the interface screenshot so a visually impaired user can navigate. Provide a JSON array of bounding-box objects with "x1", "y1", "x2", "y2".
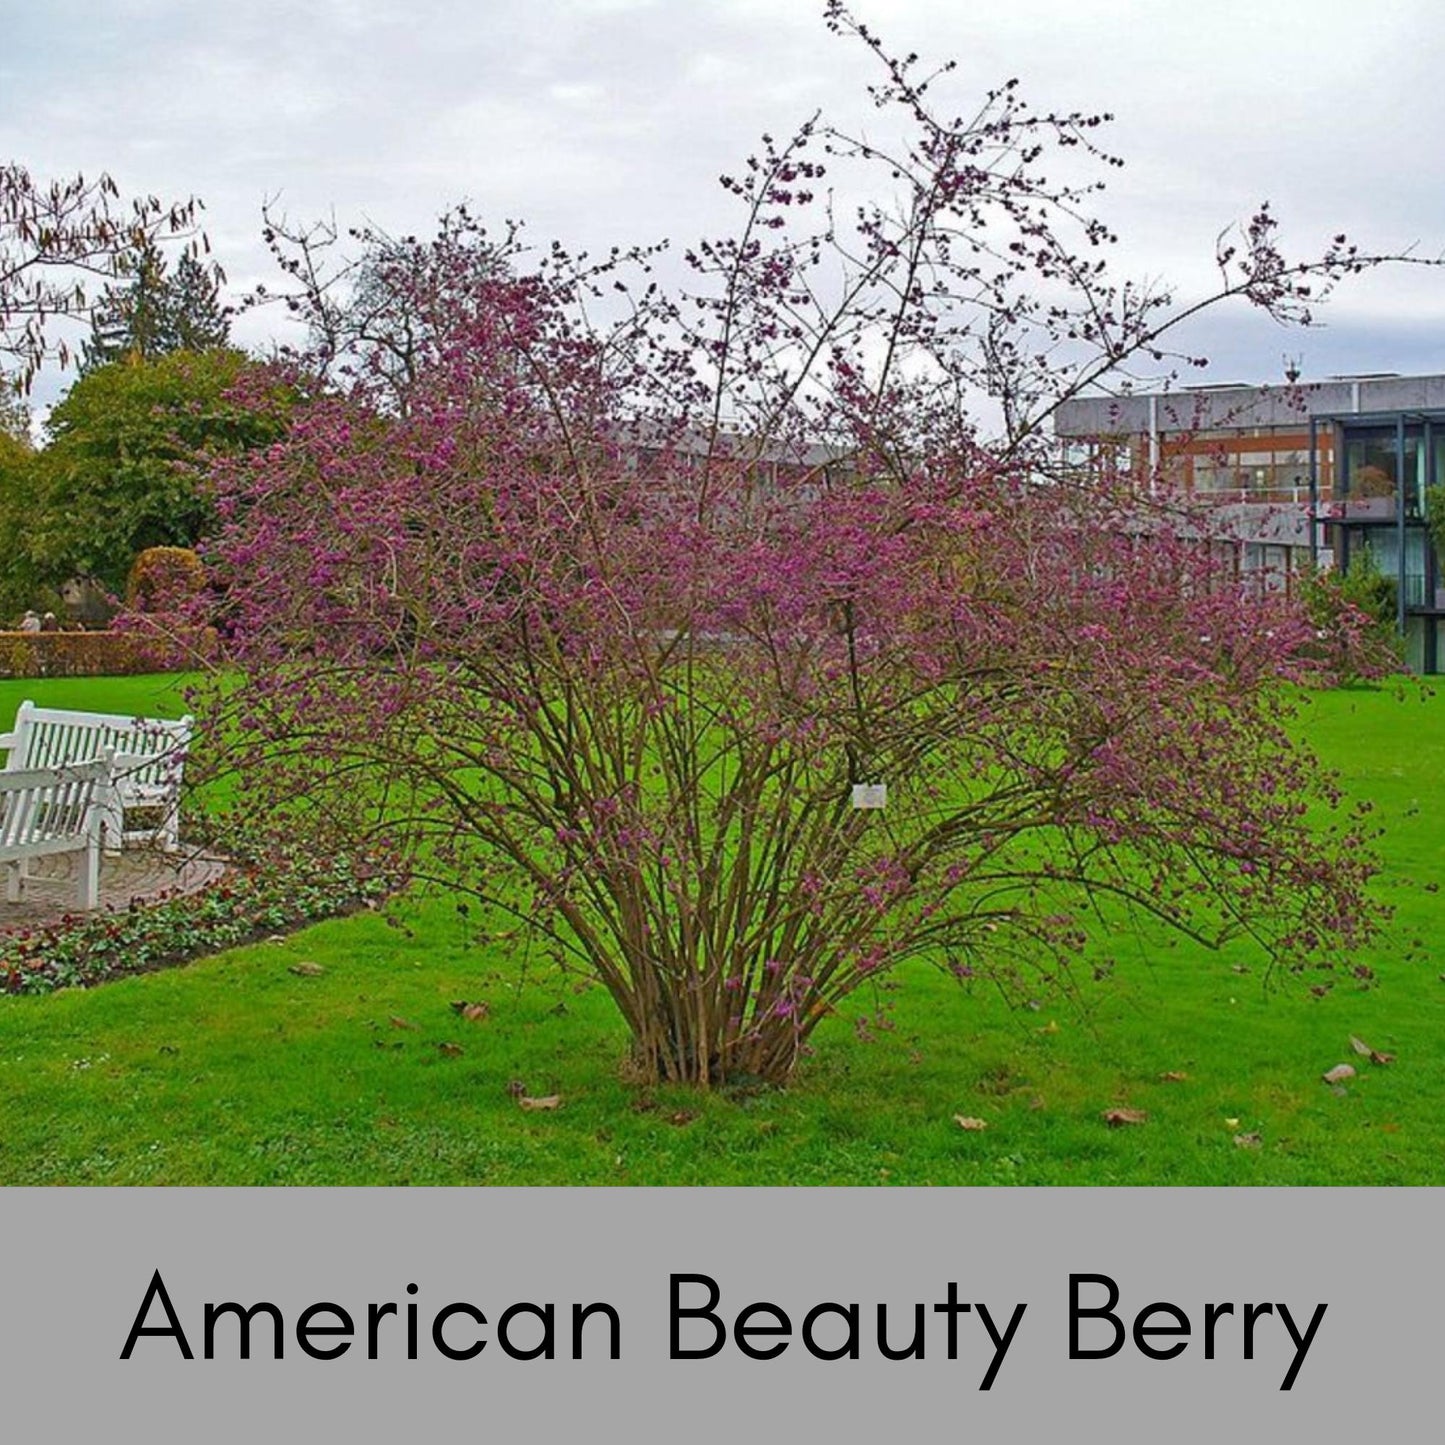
[{"x1": 6, "y1": 0, "x2": 1445, "y2": 414}]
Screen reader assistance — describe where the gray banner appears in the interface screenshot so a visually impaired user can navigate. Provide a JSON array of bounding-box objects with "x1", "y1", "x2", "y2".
[{"x1": 0, "y1": 1188, "x2": 1433, "y2": 1443}]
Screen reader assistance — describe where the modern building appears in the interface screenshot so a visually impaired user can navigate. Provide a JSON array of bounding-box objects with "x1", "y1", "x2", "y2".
[{"x1": 1054, "y1": 373, "x2": 1445, "y2": 672}]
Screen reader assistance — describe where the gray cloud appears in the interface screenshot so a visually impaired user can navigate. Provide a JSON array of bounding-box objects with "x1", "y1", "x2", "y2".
[{"x1": 7, "y1": 0, "x2": 1445, "y2": 410}]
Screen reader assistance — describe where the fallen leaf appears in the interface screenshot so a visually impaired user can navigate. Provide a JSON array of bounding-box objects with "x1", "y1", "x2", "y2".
[
  {"x1": 389, "y1": 1015, "x2": 418, "y2": 1030},
  {"x1": 1036, "y1": 1020, "x2": 1059, "y2": 1035},
  {"x1": 669, "y1": 1110, "x2": 698, "y2": 1126},
  {"x1": 1230, "y1": 965, "x2": 1251, "y2": 975},
  {"x1": 1224, "y1": 1117, "x2": 1241, "y2": 1128},
  {"x1": 1350, "y1": 1035, "x2": 1394, "y2": 1065},
  {"x1": 437, "y1": 1042, "x2": 463, "y2": 1058},
  {"x1": 450, "y1": 1000, "x2": 490, "y2": 1020},
  {"x1": 953, "y1": 1115, "x2": 989, "y2": 1131},
  {"x1": 505, "y1": 1079, "x2": 527, "y2": 1098},
  {"x1": 1321, "y1": 1063, "x2": 1356, "y2": 1084},
  {"x1": 1159, "y1": 1071, "x2": 1188, "y2": 1083},
  {"x1": 289, "y1": 962, "x2": 325, "y2": 977},
  {"x1": 518, "y1": 1094, "x2": 562, "y2": 1112},
  {"x1": 1028, "y1": 1095, "x2": 1046, "y2": 1111},
  {"x1": 1102, "y1": 1107, "x2": 1147, "y2": 1127},
  {"x1": 1233, "y1": 1132, "x2": 1262, "y2": 1149}
]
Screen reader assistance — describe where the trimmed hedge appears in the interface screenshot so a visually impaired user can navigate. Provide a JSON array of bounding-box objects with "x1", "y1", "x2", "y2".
[{"x1": 0, "y1": 629, "x2": 213, "y2": 678}]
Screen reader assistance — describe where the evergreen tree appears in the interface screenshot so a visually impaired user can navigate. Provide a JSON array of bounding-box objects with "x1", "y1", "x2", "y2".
[
  {"x1": 80, "y1": 240, "x2": 228, "y2": 370},
  {"x1": 168, "y1": 251, "x2": 230, "y2": 352},
  {"x1": 0, "y1": 383, "x2": 28, "y2": 444}
]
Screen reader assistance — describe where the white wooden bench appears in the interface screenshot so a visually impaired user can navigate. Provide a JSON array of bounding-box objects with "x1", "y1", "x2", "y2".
[
  {"x1": 0, "y1": 701, "x2": 194, "y2": 852},
  {"x1": 0, "y1": 757, "x2": 109, "y2": 909}
]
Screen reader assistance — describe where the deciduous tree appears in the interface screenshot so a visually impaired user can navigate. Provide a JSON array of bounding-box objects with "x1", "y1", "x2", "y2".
[
  {"x1": 0, "y1": 162, "x2": 208, "y2": 391},
  {"x1": 24, "y1": 349, "x2": 286, "y2": 594}
]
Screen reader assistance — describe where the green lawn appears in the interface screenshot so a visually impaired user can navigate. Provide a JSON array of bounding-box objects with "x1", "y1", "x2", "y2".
[{"x1": 0, "y1": 676, "x2": 1439, "y2": 1185}]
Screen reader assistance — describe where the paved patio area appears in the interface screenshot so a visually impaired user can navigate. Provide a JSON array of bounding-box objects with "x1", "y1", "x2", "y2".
[{"x1": 0, "y1": 846, "x2": 226, "y2": 931}]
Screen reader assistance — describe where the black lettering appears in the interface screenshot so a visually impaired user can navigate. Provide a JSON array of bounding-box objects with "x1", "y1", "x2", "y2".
[
  {"x1": 1203, "y1": 1301, "x2": 1234, "y2": 1359},
  {"x1": 204, "y1": 1300, "x2": 284, "y2": 1360},
  {"x1": 120, "y1": 1269, "x2": 193, "y2": 1360},
  {"x1": 877, "y1": 1302, "x2": 925, "y2": 1361},
  {"x1": 1276, "y1": 1303, "x2": 1327, "y2": 1392},
  {"x1": 368, "y1": 1301, "x2": 397, "y2": 1359},
  {"x1": 975, "y1": 1302, "x2": 1027, "y2": 1390},
  {"x1": 1132, "y1": 1303, "x2": 1189, "y2": 1361},
  {"x1": 296, "y1": 1303, "x2": 353, "y2": 1360},
  {"x1": 734, "y1": 1302, "x2": 790, "y2": 1360},
  {"x1": 433, "y1": 1303, "x2": 486, "y2": 1361},
  {"x1": 498, "y1": 1302, "x2": 554, "y2": 1361},
  {"x1": 1069, "y1": 1273, "x2": 1124, "y2": 1360},
  {"x1": 801, "y1": 1302, "x2": 858, "y2": 1361},
  {"x1": 670, "y1": 1274, "x2": 725, "y2": 1360},
  {"x1": 572, "y1": 1301, "x2": 621, "y2": 1360},
  {"x1": 931, "y1": 1282, "x2": 971, "y2": 1359},
  {"x1": 1243, "y1": 1301, "x2": 1273, "y2": 1358}
]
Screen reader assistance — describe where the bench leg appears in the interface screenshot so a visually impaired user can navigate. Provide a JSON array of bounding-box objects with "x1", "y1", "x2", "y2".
[
  {"x1": 102, "y1": 795, "x2": 124, "y2": 854},
  {"x1": 77, "y1": 837, "x2": 99, "y2": 910},
  {"x1": 4, "y1": 861, "x2": 19, "y2": 903}
]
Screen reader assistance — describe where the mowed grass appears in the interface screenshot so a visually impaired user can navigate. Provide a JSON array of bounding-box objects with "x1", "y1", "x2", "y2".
[{"x1": 0, "y1": 676, "x2": 1440, "y2": 1185}]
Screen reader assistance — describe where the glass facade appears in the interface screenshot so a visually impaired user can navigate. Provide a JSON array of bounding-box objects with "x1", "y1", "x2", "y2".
[{"x1": 1332, "y1": 413, "x2": 1445, "y2": 673}]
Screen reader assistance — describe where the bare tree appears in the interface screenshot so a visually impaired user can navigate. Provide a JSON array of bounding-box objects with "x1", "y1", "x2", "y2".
[{"x1": 0, "y1": 162, "x2": 212, "y2": 393}]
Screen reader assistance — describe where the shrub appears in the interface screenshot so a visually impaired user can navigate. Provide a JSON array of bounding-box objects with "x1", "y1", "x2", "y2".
[{"x1": 127, "y1": 546, "x2": 205, "y2": 613}]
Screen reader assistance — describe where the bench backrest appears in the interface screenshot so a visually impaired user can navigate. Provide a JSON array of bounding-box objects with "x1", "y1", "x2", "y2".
[
  {"x1": 4, "y1": 701, "x2": 193, "y2": 795},
  {"x1": 0, "y1": 757, "x2": 108, "y2": 853}
]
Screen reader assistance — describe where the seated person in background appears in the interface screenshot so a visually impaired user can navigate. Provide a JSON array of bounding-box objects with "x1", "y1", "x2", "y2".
[
  {"x1": 18, "y1": 610, "x2": 39, "y2": 633},
  {"x1": 39, "y1": 612, "x2": 58, "y2": 632}
]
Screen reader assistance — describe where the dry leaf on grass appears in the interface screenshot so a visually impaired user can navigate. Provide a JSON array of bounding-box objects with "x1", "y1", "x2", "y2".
[
  {"x1": 288, "y1": 961, "x2": 325, "y2": 977},
  {"x1": 1158, "y1": 1071, "x2": 1188, "y2": 1083},
  {"x1": 1321, "y1": 1063, "x2": 1356, "y2": 1084},
  {"x1": 1102, "y1": 1107, "x2": 1148, "y2": 1127},
  {"x1": 389, "y1": 1015, "x2": 418, "y2": 1031},
  {"x1": 437, "y1": 1042, "x2": 464, "y2": 1058},
  {"x1": 450, "y1": 1000, "x2": 490, "y2": 1021},
  {"x1": 1349, "y1": 1035, "x2": 1395, "y2": 1065},
  {"x1": 953, "y1": 1115, "x2": 989, "y2": 1131},
  {"x1": 1233, "y1": 1132, "x2": 1262, "y2": 1149},
  {"x1": 518, "y1": 1094, "x2": 563, "y2": 1112}
]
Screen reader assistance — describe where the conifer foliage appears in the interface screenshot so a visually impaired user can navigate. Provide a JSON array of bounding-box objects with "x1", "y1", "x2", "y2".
[{"x1": 81, "y1": 240, "x2": 229, "y2": 371}]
